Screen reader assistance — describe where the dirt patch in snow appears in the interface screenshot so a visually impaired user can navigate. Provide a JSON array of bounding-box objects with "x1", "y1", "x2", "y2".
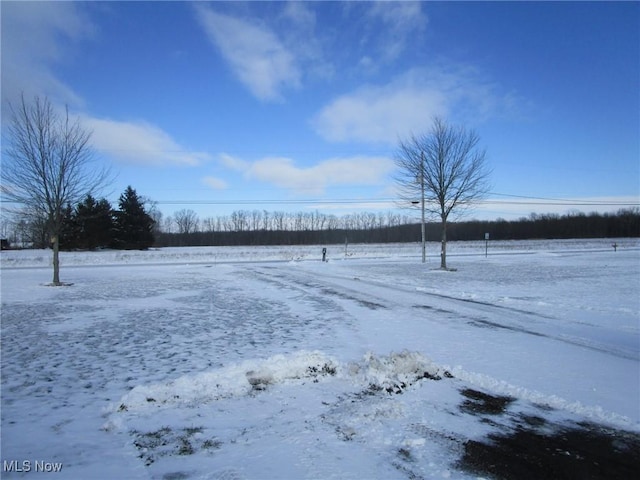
[
  {"x1": 459, "y1": 388, "x2": 515, "y2": 416},
  {"x1": 457, "y1": 389, "x2": 640, "y2": 480}
]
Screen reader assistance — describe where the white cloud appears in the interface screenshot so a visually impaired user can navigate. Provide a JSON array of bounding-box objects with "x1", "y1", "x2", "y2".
[
  {"x1": 1, "y1": 3, "x2": 208, "y2": 171},
  {"x1": 218, "y1": 153, "x2": 249, "y2": 172},
  {"x1": 202, "y1": 176, "x2": 228, "y2": 190},
  {"x1": 191, "y1": 3, "x2": 428, "y2": 101},
  {"x1": 215, "y1": 152, "x2": 394, "y2": 194},
  {"x1": 282, "y1": 1, "x2": 316, "y2": 30},
  {"x1": 313, "y1": 65, "x2": 520, "y2": 144},
  {"x1": 246, "y1": 155, "x2": 394, "y2": 195},
  {"x1": 279, "y1": 2, "x2": 332, "y2": 81},
  {"x1": 365, "y1": 1, "x2": 427, "y2": 62},
  {"x1": 195, "y1": 5, "x2": 300, "y2": 101},
  {"x1": 1, "y1": 1, "x2": 95, "y2": 108},
  {"x1": 312, "y1": 83, "x2": 447, "y2": 144},
  {"x1": 82, "y1": 116, "x2": 211, "y2": 167},
  {"x1": 368, "y1": 1, "x2": 425, "y2": 29}
]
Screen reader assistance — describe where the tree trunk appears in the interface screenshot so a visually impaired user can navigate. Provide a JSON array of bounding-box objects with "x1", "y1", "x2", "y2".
[
  {"x1": 440, "y1": 219, "x2": 447, "y2": 270},
  {"x1": 52, "y1": 235, "x2": 61, "y2": 286}
]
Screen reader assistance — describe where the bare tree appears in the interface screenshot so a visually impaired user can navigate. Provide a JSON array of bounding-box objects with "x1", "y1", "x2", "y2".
[
  {"x1": 162, "y1": 215, "x2": 175, "y2": 234},
  {"x1": 272, "y1": 211, "x2": 286, "y2": 231},
  {"x1": 395, "y1": 117, "x2": 491, "y2": 269},
  {"x1": 173, "y1": 209, "x2": 199, "y2": 234},
  {"x1": 2, "y1": 95, "x2": 110, "y2": 284},
  {"x1": 202, "y1": 217, "x2": 216, "y2": 233},
  {"x1": 144, "y1": 197, "x2": 163, "y2": 237},
  {"x1": 262, "y1": 210, "x2": 271, "y2": 231},
  {"x1": 250, "y1": 209, "x2": 262, "y2": 231},
  {"x1": 230, "y1": 210, "x2": 247, "y2": 232}
]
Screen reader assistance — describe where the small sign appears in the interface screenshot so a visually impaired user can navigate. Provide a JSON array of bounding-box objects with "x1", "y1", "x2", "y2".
[{"x1": 485, "y1": 233, "x2": 490, "y2": 240}]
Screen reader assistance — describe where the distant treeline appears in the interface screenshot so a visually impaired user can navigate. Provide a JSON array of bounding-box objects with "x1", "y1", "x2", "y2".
[
  {"x1": 7, "y1": 199, "x2": 637, "y2": 250},
  {"x1": 155, "y1": 208, "x2": 639, "y2": 247}
]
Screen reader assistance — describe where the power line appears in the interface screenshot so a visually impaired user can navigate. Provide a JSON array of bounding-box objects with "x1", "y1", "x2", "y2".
[
  {"x1": 480, "y1": 200, "x2": 639, "y2": 206},
  {"x1": 3, "y1": 193, "x2": 637, "y2": 208},
  {"x1": 153, "y1": 199, "x2": 396, "y2": 205},
  {"x1": 150, "y1": 196, "x2": 639, "y2": 207}
]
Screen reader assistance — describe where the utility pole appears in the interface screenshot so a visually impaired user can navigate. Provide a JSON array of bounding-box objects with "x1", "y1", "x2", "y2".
[
  {"x1": 420, "y1": 151, "x2": 426, "y2": 263},
  {"x1": 412, "y1": 153, "x2": 427, "y2": 263}
]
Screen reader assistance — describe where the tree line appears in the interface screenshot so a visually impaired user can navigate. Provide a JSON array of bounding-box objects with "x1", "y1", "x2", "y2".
[
  {"x1": 443, "y1": 209, "x2": 639, "y2": 241},
  {"x1": 5, "y1": 201, "x2": 638, "y2": 250},
  {"x1": 155, "y1": 208, "x2": 639, "y2": 247},
  {"x1": 163, "y1": 209, "x2": 417, "y2": 235}
]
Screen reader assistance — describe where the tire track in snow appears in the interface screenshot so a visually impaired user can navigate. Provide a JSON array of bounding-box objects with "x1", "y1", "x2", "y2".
[{"x1": 252, "y1": 264, "x2": 638, "y2": 361}]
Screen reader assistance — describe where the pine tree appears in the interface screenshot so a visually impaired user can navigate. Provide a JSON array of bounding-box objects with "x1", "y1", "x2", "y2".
[
  {"x1": 75, "y1": 195, "x2": 114, "y2": 250},
  {"x1": 112, "y1": 186, "x2": 155, "y2": 250},
  {"x1": 59, "y1": 203, "x2": 79, "y2": 250}
]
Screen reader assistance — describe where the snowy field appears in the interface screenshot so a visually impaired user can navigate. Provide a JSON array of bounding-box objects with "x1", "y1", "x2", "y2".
[{"x1": 1, "y1": 239, "x2": 639, "y2": 479}]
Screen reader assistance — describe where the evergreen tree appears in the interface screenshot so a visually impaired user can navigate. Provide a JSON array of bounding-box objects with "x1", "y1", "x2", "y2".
[
  {"x1": 112, "y1": 186, "x2": 155, "y2": 249},
  {"x1": 75, "y1": 195, "x2": 114, "y2": 250},
  {"x1": 59, "y1": 203, "x2": 79, "y2": 250}
]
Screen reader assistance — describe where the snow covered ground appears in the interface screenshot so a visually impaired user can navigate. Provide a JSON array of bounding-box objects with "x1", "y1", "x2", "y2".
[{"x1": 1, "y1": 239, "x2": 639, "y2": 479}]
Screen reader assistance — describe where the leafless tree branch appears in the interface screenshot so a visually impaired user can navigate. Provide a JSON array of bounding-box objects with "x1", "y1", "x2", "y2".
[
  {"x1": 2, "y1": 94, "x2": 112, "y2": 284},
  {"x1": 395, "y1": 117, "x2": 491, "y2": 269}
]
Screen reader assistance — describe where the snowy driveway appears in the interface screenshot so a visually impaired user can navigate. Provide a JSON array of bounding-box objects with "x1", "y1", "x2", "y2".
[{"x1": 1, "y1": 241, "x2": 639, "y2": 479}]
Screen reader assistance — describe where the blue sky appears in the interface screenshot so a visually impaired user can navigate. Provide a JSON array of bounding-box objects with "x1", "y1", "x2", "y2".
[{"x1": 2, "y1": 1, "x2": 638, "y2": 222}]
